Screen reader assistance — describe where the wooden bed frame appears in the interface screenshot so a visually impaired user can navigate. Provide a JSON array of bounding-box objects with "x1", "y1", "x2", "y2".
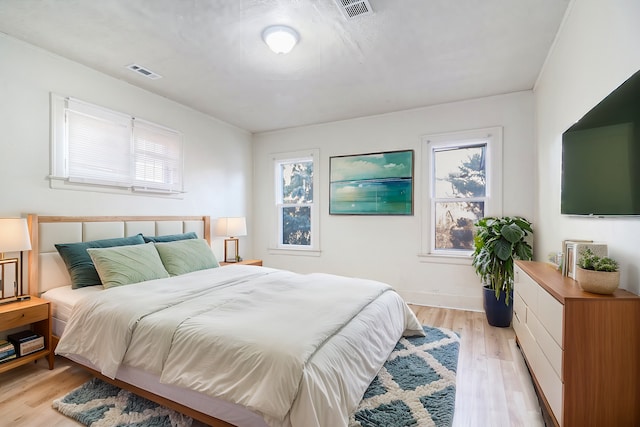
[
  {"x1": 25, "y1": 214, "x2": 238, "y2": 427},
  {"x1": 26, "y1": 214, "x2": 211, "y2": 297}
]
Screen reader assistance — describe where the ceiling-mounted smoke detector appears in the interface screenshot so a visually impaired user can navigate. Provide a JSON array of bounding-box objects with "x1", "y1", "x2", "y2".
[
  {"x1": 126, "y1": 64, "x2": 162, "y2": 80},
  {"x1": 334, "y1": 0, "x2": 373, "y2": 20}
]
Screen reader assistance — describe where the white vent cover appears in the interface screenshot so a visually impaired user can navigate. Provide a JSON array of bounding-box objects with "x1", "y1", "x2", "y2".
[
  {"x1": 335, "y1": 0, "x2": 373, "y2": 20},
  {"x1": 126, "y1": 64, "x2": 162, "y2": 80}
]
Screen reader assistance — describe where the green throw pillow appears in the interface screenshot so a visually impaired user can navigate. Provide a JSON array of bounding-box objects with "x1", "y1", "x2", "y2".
[
  {"x1": 154, "y1": 239, "x2": 219, "y2": 276},
  {"x1": 86, "y1": 243, "x2": 169, "y2": 289},
  {"x1": 142, "y1": 232, "x2": 197, "y2": 243},
  {"x1": 55, "y1": 234, "x2": 146, "y2": 289}
]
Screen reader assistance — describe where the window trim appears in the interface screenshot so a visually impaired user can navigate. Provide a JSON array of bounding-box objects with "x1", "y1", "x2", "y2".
[
  {"x1": 270, "y1": 149, "x2": 320, "y2": 255},
  {"x1": 420, "y1": 127, "x2": 503, "y2": 259},
  {"x1": 49, "y1": 93, "x2": 184, "y2": 197}
]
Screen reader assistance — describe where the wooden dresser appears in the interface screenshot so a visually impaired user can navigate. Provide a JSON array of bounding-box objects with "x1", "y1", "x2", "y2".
[{"x1": 513, "y1": 260, "x2": 640, "y2": 426}]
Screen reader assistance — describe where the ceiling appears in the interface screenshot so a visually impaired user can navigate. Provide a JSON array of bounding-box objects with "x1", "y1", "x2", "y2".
[{"x1": 0, "y1": 0, "x2": 570, "y2": 133}]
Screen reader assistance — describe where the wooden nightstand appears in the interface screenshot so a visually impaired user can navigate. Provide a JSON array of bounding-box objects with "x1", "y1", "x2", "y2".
[
  {"x1": 219, "y1": 259, "x2": 263, "y2": 266},
  {"x1": 0, "y1": 296, "x2": 53, "y2": 374}
]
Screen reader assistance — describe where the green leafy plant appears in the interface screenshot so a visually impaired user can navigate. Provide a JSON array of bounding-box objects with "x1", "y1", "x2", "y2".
[
  {"x1": 577, "y1": 248, "x2": 618, "y2": 272},
  {"x1": 472, "y1": 216, "x2": 533, "y2": 305}
]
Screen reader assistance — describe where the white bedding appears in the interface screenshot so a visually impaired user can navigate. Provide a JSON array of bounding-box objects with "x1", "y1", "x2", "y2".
[
  {"x1": 42, "y1": 284, "x2": 103, "y2": 321},
  {"x1": 42, "y1": 284, "x2": 103, "y2": 337},
  {"x1": 55, "y1": 265, "x2": 423, "y2": 427}
]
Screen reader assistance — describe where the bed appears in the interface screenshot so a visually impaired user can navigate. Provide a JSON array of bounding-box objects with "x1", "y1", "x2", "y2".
[{"x1": 26, "y1": 214, "x2": 424, "y2": 427}]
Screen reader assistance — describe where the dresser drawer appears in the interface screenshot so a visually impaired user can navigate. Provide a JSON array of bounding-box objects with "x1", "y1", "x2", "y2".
[
  {"x1": 537, "y1": 286, "x2": 563, "y2": 348},
  {"x1": 515, "y1": 265, "x2": 538, "y2": 312},
  {"x1": 513, "y1": 290, "x2": 526, "y2": 325},
  {"x1": 527, "y1": 307, "x2": 563, "y2": 380},
  {"x1": 534, "y1": 343, "x2": 563, "y2": 425}
]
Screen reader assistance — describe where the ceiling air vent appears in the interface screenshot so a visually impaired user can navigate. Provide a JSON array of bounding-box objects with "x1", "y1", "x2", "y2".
[
  {"x1": 126, "y1": 64, "x2": 162, "y2": 80},
  {"x1": 335, "y1": 0, "x2": 373, "y2": 20}
]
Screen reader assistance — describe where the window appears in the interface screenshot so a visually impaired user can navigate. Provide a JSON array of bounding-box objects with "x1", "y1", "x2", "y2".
[
  {"x1": 50, "y1": 94, "x2": 183, "y2": 194},
  {"x1": 422, "y1": 127, "x2": 502, "y2": 258},
  {"x1": 273, "y1": 150, "x2": 319, "y2": 253},
  {"x1": 132, "y1": 119, "x2": 183, "y2": 192}
]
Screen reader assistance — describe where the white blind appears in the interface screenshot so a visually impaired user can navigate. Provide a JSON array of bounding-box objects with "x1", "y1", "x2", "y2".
[
  {"x1": 66, "y1": 99, "x2": 132, "y2": 186},
  {"x1": 60, "y1": 97, "x2": 184, "y2": 193},
  {"x1": 133, "y1": 119, "x2": 183, "y2": 192}
]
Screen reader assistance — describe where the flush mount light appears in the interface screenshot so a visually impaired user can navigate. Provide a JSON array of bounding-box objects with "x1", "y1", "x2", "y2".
[{"x1": 262, "y1": 25, "x2": 299, "y2": 54}]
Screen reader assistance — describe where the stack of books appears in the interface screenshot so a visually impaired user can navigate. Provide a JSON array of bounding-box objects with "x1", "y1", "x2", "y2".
[
  {"x1": 0, "y1": 339, "x2": 16, "y2": 363},
  {"x1": 7, "y1": 331, "x2": 44, "y2": 357}
]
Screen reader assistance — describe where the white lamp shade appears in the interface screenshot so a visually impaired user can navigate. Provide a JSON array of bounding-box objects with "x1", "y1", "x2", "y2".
[
  {"x1": 0, "y1": 218, "x2": 32, "y2": 252},
  {"x1": 214, "y1": 217, "x2": 247, "y2": 237},
  {"x1": 262, "y1": 25, "x2": 299, "y2": 54}
]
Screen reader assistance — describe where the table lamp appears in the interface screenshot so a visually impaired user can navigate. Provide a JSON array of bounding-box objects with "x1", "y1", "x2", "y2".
[
  {"x1": 214, "y1": 217, "x2": 247, "y2": 262},
  {"x1": 0, "y1": 218, "x2": 32, "y2": 303}
]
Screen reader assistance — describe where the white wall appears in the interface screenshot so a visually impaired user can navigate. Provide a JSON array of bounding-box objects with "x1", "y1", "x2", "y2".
[
  {"x1": 253, "y1": 92, "x2": 535, "y2": 310},
  {"x1": 0, "y1": 34, "x2": 254, "y2": 262},
  {"x1": 535, "y1": 0, "x2": 640, "y2": 294}
]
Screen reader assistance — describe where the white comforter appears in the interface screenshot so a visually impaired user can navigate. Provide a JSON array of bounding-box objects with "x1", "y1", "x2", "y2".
[{"x1": 56, "y1": 265, "x2": 423, "y2": 427}]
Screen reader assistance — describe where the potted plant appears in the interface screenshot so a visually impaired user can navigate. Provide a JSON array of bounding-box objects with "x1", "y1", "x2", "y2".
[
  {"x1": 472, "y1": 216, "x2": 533, "y2": 327},
  {"x1": 575, "y1": 248, "x2": 620, "y2": 294}
]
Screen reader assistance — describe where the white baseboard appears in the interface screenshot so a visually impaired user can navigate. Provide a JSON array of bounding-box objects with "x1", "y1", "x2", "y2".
[{"x1": 398, "y1": 290, "x2": 483, "y2": 312}]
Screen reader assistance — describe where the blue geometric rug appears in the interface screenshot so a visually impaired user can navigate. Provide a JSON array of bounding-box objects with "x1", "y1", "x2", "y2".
[
  {"x1": 53, "y1": 325, "x2": 459, "y2": 427},
  {"x1": 350, "y1": 325, "x2": 460, "y2": 427},
  {"x1": 52, "y1": 378, "x2": 192, "y2": 427}
]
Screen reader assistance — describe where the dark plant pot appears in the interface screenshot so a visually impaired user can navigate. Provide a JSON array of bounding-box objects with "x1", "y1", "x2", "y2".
[{"x1": 483, "y1": 285, "x2": 513, "y2": 328}]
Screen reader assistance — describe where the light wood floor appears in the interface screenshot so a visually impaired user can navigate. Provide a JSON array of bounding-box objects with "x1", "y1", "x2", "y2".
[{"x1": 0, "y1": 305, "x2": 544, "y2": 426}]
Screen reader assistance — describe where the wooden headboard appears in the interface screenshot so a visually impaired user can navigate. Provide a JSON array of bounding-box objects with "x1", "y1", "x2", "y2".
[{"x1": 26, "y1": 214, "x2": 211, "y2": 296}]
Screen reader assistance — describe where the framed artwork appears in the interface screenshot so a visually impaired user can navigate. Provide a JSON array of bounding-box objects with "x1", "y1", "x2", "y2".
[
  {"x1": 562, "y1": 239, "x2": 607, "y2": 279},
  {"x1": 329, "y1": 150, "x2": 414, "y2": 215},
  {"x1": 0, "y1": 258, "x2": 18, "y2": 300}
]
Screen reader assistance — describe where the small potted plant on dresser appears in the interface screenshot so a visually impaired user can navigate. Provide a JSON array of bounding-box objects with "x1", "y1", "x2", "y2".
[
  {"x1": 472, "y1": 216, "x2": 533, "y2": 327},
  {"x1": 575, "y1": 248, "x2": 620, "y2": 294}
]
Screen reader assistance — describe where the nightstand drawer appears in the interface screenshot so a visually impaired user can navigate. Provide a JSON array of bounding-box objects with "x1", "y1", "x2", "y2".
[
  {"x1": 0, "y1": 303, "x2": 48, "y2": 329},
  {"x1": 0, "y1": 297, "x2": 54, "y2": 374}
]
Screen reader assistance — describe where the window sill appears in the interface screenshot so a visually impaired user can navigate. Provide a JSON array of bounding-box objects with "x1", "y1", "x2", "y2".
[
  {"x1": 50, "y1": 178, "x2": 184, "y2": 199},
  {"x1": 417, "y1": 253, "x2": 473, "y2": 265},
  {"x1": 268, "y1": 248, "x2": 321, "y2": 257}
]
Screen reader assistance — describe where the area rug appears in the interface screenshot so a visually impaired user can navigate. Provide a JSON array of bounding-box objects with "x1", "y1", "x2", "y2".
[
  {"x1": 53, "y1": 325, "x2": 459, "y2": 427},
  {"x1": 350, "y1": 325, "x2": 460, "y2": 427},
  {"x1": 52, "y1": 379, "x2": 193, "y2": 427}
]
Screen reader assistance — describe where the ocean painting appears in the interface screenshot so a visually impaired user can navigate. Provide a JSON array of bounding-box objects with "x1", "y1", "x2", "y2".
[{"x1": 330, "y1": 150, "x2": 413, "y2": 215}]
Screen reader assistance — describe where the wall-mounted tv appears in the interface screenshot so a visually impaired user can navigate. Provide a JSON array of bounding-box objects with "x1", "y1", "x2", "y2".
[{"x1": 561, "y1": 69, "x2": 640, "y2": 216}]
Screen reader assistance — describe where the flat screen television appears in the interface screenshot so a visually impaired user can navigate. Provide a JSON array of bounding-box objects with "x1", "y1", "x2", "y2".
[{"x1": 561, "y1": 69, "x2": 640, "y2": 216}]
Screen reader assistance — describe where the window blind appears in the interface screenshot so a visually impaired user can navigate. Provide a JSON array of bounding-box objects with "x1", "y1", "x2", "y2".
[
  {"x1": 133, "y1": 119, "x2": 183, "y2": 192},
  {"x1": 66, "y1": 99, "x2": 132, "y2": 186},
  {"x1": 59, "y1": 97, "x2": 184, "y2": 194}
]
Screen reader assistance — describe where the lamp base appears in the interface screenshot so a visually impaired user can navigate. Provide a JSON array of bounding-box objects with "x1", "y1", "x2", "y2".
[
  {"x1": 223, "y1": 237, "x2": 240, "y2": 263},
  {"x1": 0, "y1": 296, "x2": 18, "y2": 305},
  {"x1": 0, "y1": 294, "x2": 30, "y2": 305}
]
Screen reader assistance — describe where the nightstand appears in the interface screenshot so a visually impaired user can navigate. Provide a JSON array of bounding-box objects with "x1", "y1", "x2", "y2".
[
  {"x1": 219, "y1": 259, "x2": 263, "y2": 266},
  {"x1": 0, "y1": 296, "x2": 53, "y2": 374}
]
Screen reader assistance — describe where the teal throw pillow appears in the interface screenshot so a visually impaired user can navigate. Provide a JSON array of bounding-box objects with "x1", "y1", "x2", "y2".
[{"x1": 142, "y1": 232, "x2": 198, "y2": 243}]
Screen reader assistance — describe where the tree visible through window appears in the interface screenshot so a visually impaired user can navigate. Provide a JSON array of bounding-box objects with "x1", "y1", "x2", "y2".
[
  {"x1": 278, "y1": 159, "x2": 314, "y2": 247},
  {"x1": 422, "y1": 128, "x2": 502, "y2": 258},
  {"x1": 433, "y1": 144, "x2": 487, "y2": 251}
]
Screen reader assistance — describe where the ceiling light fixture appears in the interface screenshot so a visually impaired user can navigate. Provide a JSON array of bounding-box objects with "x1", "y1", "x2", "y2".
[{"x1": 262, "y1": 25, "x2": 299, "y2": 54}]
